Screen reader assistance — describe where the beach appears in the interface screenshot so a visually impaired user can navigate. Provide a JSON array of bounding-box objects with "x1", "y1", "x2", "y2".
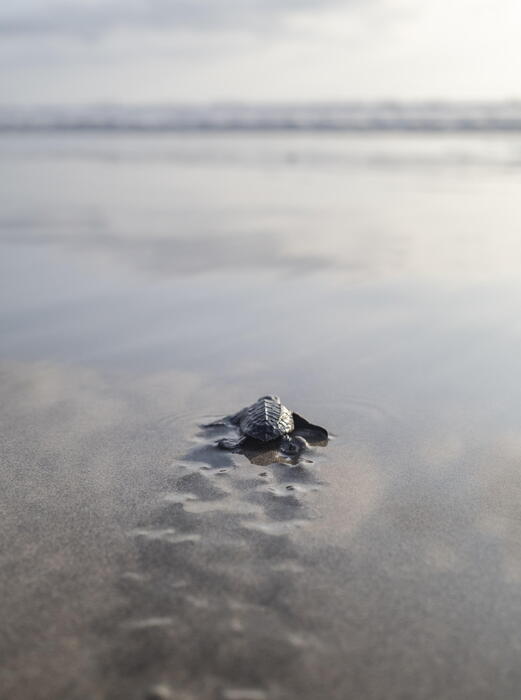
[{"x1": 2, "y1": 129, "x2": 521, "y2": 699}]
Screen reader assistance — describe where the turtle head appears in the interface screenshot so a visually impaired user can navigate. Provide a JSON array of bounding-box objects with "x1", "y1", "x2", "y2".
[{"x1": 280, "y1": 435, "x2": 309, "y2": 457}]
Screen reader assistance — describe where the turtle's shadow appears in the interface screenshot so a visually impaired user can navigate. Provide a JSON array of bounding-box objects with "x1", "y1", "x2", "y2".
[{"x1": 195, "y1": 424, "x2": 328, "y2": 467}]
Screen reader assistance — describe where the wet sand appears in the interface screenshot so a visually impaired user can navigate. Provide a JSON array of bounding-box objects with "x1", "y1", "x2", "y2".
[{"x1": 2, "y1": 133, "x2": 521, "y2": 699}]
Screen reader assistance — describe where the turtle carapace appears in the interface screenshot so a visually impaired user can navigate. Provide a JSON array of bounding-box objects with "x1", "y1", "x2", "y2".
[{"x1": 205, "y1": 395, "x2": 328, "y2": 457}]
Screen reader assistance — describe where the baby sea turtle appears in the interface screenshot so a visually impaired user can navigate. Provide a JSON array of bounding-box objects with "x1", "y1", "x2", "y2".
[{"x1": 205, "y1": 395, "x2": 328, "y2": 457}]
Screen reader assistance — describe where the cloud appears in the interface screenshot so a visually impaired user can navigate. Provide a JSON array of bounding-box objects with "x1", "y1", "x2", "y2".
[
  {"x1": 0, "y1": 0, "x2": 355, "y2": 38},
  {"x1": 2, "y1": 0, "x2": 519, "y2": 103}
]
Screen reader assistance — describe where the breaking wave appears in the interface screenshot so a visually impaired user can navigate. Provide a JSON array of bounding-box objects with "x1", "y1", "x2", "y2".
[{"x1": 3, "y1": 101, "x2": 521, "y2": 132}]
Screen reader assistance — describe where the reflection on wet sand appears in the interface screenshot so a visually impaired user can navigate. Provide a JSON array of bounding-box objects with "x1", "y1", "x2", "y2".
[
  {"x1": 3, "y1": 358, "x2": 521, "y2": 698},
  {"x1": 3, "y1": 132, "x2": 521, "y2": 699},
  {"x1": 0, "y1": 227, "x2": 333, "y2": 277},
  {"x1": 3, "y1": 134, "x2": 521, "y2": 287},
  {"x1": 0, "y1": 359, "x2": 332, "y2": 699},
  {"x1": 0, "y1": 359, "x2": 212, "y2": 700}
]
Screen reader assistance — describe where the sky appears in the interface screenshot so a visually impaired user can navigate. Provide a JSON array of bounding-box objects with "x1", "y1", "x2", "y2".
[{"x1": 1, "y1": 0, "x2": 520, "y2": 104}]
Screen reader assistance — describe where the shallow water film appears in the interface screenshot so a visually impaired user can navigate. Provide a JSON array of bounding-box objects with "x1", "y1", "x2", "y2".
[{"x1": 2, "y1": 132, "x2": 521, "y2": 700}]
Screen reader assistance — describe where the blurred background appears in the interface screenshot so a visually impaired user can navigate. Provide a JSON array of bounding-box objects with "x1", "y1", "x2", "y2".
[{"x1": 1, "y1": 0, "x2": 521, "y2": 103}]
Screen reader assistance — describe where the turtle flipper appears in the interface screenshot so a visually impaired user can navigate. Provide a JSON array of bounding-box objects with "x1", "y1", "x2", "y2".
[
  {"x1": 216, "y1": 436, "x2": 247, "y2": 451},
  {"x1": 202, "y1": 408, "x2": 245, "y2": 429},
  {"x1": 202, "y1": 419, "x2": 228, "y2": 428},
  {"x1": 228, "y1": 408, "x2": 246, "y2": 425},
  {"x1": 292, "y1": 412, "x2": 328, "y2": 443}
]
